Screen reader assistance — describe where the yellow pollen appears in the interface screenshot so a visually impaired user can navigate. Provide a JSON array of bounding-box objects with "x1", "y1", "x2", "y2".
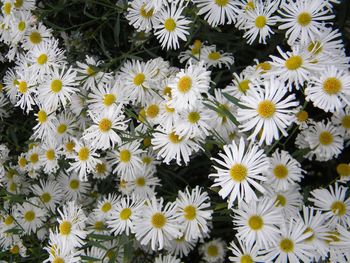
[
  {"x1": 215, "y1": 0, "x2": 229, "y2": 7},
  {"x1": 341, "y1": 115, "x2": 350, "y2": 129},
  {"x1": 57, "y1": 124, "x2": 67, "y2": 134},
  {"x1": 164, "y1": 18, "x2": 176, "y2": 32},
  {"x1": 59, "y1": 221, "x2": 72, "y2": 235},
  {"x1": 18, "y1": 157, "x2": 27, "y2": 167},
  {"x1": 230, "y1": 163, "x2": 247, "y2": 182},
  {"x1": 65, "y1": 141, "x2": 75, "y2": 152},
  {"x1": 29, "y1": 31, "x2": 42, "y2": 44},
  {"x1": 18, "y1": 21, "x2": 25, "y2": 31},
  {"x1": 296, "y1": 110, "x2": 308, "y2": 122},
  {"x1": 136, "y1": 177, "x2": 145, "y2": 186},
  {"x1": 188, "y1": 111, "x2": 200, "y2": 123},
  {"x1": 177, "y1": 76, "x2": 192, "y2": 93},
  {"x1": 143, "y1": 137, "x2": 152, "y2": 147},
  {"x1": 142, "y1": 156, "x2": 152, "y2": 165},
  {"x1": 255, "y1": 16, "x2": 267, "y2": 28},
  {"x1": 99, "y1": 118, "x2": 112, "y2": 132},
  {"x1": 120, "y1": 208, "x2": 132, "y2": 220},
  {"x1": 303, "y1": 227, "x2": 315, "y2": 242},
  {"x1": 29, "y1": 153, "x2": 38, "y2": 163},
  {"x1": 208, "y1": 52, "x2": 221, "y2": 60},
  {"x1": 24, "y1": 210, "x2": 35, "y2": 222},
  {"x1": 337, "y1": 163, "x2": 350, "y2": 177},
  {"x1": 3, "y1": 2, "x2": 11, "y2": 15},
  {"x1": 50, "y1": 79, "x2": 62, "y2": 93},
  {"x1": 101, "y1": 202, "x2": 112, "y2": 213},
  {"x1": 69, "y1": 179, "x2": 80, "y2": 190},
  {"x1": 331, "y1": 201, "x2": 346, "y2": 216},
  {"x1": 240, "y1": 255, "x2": 253, "y2": 263},
  {"x1": 273, "y1": 165, "x2": 288, "y2": 179},
  {"x1": 151, "y1": 212, "x2": 166, "y2": 228},
  {"x1": 46, "y1": 149, "x2": 55, "y2": 160},
  {"x1": 41, "y1": 192, "x2": 51, "y2": 203},
  {"x1": 256, "y1": 62, "x2": 271, "y2": 72},
  {"x1": 238, "y1": 79, "x2": 250, "y2": 93},
  {"x1": 183, "y1": 205, "x2": 197, "y2": 220},
  {"x1": 4, "y1": 215, "x2": 14, "y2": 225},
  {"x1": 248, "y1": 215, "x2": 264, "y2": 230},
  {"x1": 168, "y1": 132, "x2": 182, "y2": 144},
  {"x1": 14, "y1": 0, "x2": 23, "y2": 8},
  {"x1": 207, "y1": 245, "x2": 219, "y2": 257},
  {"x1": 245, "y1": 1, "x2": 255, "y2": 10},
  {"x1": 323, "y1": 77, "x2": 341, "y2": 95},
  {"x1": 133, "y1": 73, "x2": 145, "y2": 86},
  {"x1": 37, "y1": 54, "x2": 48, "y2": 65},
  {"x1": 285, "y1": 55, "x2": 303, "y2": 70},
  {"x1": 146, "y1": 104, "x2": 160, "y2": 118},
  {"x1": 78, "y1": 147, "x2": 90, "y2": 161},
  {"x1": 257, "y1": 100, "x2": 276, "y2": 119},
  {"x1": 86, "y1": 66, "x2": 95, "y2": 76},
  {"x1": 297, "y1": 12, "x2": 312, "y2": 26},
  {"x1": 103, "y1": 93, "x2": 116, "y2": 106},
  {"x1": 279, "y1": 238, "x2": 294, "y2": 253},
  {"x1": 94, "y1": 221, "x2": 104, "y2": 231},
  {"x1": 10, "y1": 245, "x2": 19, "y2": 254},
  {"x1": 275, "y1": 194, "x2": 286, "y2": 207},
  {"x1": 140, "y1": 5, "x2": 153, "y2": 18},
  {"x1": 18, "y1": 81, "x2": 28, "y2": 94},
  {"x1": 95, "y1": 163, "x2": 106, "y2": 174},
  {"x1": 9, "y1": 182, "x2": 17, "y2": 192},
  {"x1": 308, "y1": 41, "x2": 323, "y2": 55},
  {"x1": 119, "y1": 149, "x2": 131, "y2": 162},
  {"x1": 163, "y1": 86, "x2": 172, "y2": 97},
  {"x1": 191, "y1": 40, "x2": 202, "y2": 55},
  {"x1": 319, "y1": 131, "x2": 333, "y2": 145},
  {"x1": 37, "y1": 110, "x2": 47, "y2": 123}
]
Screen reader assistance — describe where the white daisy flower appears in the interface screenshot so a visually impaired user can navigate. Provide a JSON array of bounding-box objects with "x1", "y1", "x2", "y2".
[
  {"x1": 32, "y1": 106, "x2": 56, "y2": 140},
  {"x1": 3, "y1": 68, "x2": 19, "y2": 104},
  {"x1": 126, "y1": 0, "x2": 158, "y2": 33},
  {"x1": 52, "y1": 111, "x2": 77, "y2": 144},
  {"x1": 94, "y1": 193, "x2": 120, "y2": 218},
  {"x1": 229, "y1": 238, "x2": 266, "y2": 263},
  {"x1": 155, "y1": 254, "x2": 181, "y2": 263},
  {"x1": 332, "y1": 106, "x2": 350, "y2": 138},
  {"x1": 26, "y1": 145, "x2": 42, "y2": 172},
  {"x1": 58, "y1": 172, "x2": 90, "y2": 201},
  {"x1": 232, "y1": 197, "x2": 282, "y2": 249},
  {"x1": 165, "y1": 235, "x2": 196, "y2": 257},
  {"x1": 200, "y1": 45, "x2": 235, "y2": 69},
  {"x1": 169, "y1": 62, "x2": 211, "y2": 111},
  {"x1": 91, "y1": 157, "x2": 112, "y2": 180},
  {"x1": 9, "y1": 10, "x2": 33, "y2": 43},
  {"x1": 134, "y1": 197, "x2": 181, "y2": 251},
  {"x1": 12, "y1": 0, "x2": 35, "y2": 11},
  {"x1": 154, "y1": 0, "x2": 191, "y2": 50},
  {"x1": 265, "y1": 149, "x2": 304, "y2": 191},
  {"x1": 179, "y1": 39, "x2": 203, "y2": 64},
  {"x1": 293, "y1": 105, "x2": 309, "y2": 129},
  {"x1": 278, "y1": 0, "x2": 334, "y2": 45},
  {"x1": 199, "y1": 238, "x2": 227, "y2": 263},
  {"x1": 39, "y1": 140, "x2": 61, "y2": 174},
  {"x1": 237, "y1": 77, "x2": 299, "y2": 145},
  {"x1": 127, "y1": 167, "x2": 161, "y2": 199},
  {"x1": 8, "y1": 236, "x2": 27, "y2": 258},
  {"x1": 336, "y1": 163, "x2": 350, "y2": 182},
  {"x1": 309, "y1": 183, "x2": 350, "y2": 229},
  {"x1": 31, "y1": 179, "x2": 64, "y2": 212},
  {"x1": 193, "y1": 0, "x2": 237, "y2": 27},
  {"x1": 143, "y1": 97, "x2": 165, "y2": 126},
  {"x1": 306, "y1": 66, "x2": 350, "y2": 113},
  {"x1": 210, "y1": 137, "x2": 268, "y2": 207},
  {"x1": 22, "y1": 22, "x2": 52, "y2": 50},
  {"x1": 175, "y1": 186, "x2": 212, "y2": 241}
]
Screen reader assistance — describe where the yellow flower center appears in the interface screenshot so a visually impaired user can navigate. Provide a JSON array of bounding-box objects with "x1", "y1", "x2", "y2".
[
  {"x1": 331, "y1": 201, "x2": 346, "y2": 216},
  {"x1": 119, "y1": 149, "x2": 131, "y2": 162},
  {"x1": 95, "y1": 163, "x2": 106, "y2": 174},
  {"x1": 215, "y1": 0, "x2": 228, "y2": 6},
  {"x1": 273, "y1": 164, "x2": 288, "y2": 179},
  {"x1": 255, "y1": 16, "x2": 267, "y2": 28},
  {"x1": 37, "y1": 54, "x2": 48, "y2": 65},
  {"x1": 297, "y1": 12, "x2": 312, "y2": 26},
  {"x1": 69, "y1": 179, "x2": 80, "y2": 190},
  {"x1": 163, "y1": 86, "x2": 172, "y2": 97},
  {"x1": 337, "y1": 163, "x2": 350, "y2": 177},
  {"x1": 230, "y1": 163, "x2": 247, "y2": 182},
  {"x1": 50, "y1": 79, "x2": 62, "y2": 93},
  {"x1": 29, "y1": 153, "x2": 38, "y2": 163},
  {"x1": 41, "y1": 192, "x2": 52, "y2": 203},
  {"x1": 248, "y1": 215, "x2": 264, "y2": 230},
  {"x1": 188, "y1": 111, "x2": 200, "y2": 123},
  {"x1": 208, "y1": 52, "x2": 221, "y2": 60},
  {"x1": 29, "y1": 31, "x2": 42, "y2": 44},
  {"x1": 142, "y1": 156, "x2": 152, "y2": 165},
  {"x1": 9, "y1": 182, "x2": 17, "y2": 192},
  {"x1": 143, "y1": 137, "x2": 152, "y2": 147},
  {"x1": 4, "y1": 215, "x2": 14, "y2": 225},
  {"x1": 323, "y1": 77, "x2": 341, "y2": 95},
  {"x1": 319, "y1": 131, "x2": 333, "y2": 145},
  {"x1": 177, "y1": 76, "x2": 192, "y2": 93},
  {"x1": 24, "y1": 210, "x2": 35, "y2": 222},
  {"x1": 279, "y1": 238, "x2": 294, "y2": 253},
  {"x1": 140, "y1": 5, "x2": 153, "y2": 18},
  {"x1": 183, "y1": 205, "x2": 197, "y2": 220},
  {"x1": 37, "y1": 110, "x2": 47, "y2": 123},
  {"x1": 256, "y1": 62, "x2": 271, "y2": 72},
  {"x1": 59, "y1": 221, "x2": 72, "y2": 235},
  {"x1": 191, "y1": 40, "x2": 202, "y2": 55},
  {"x1": 18, "y1": 81, "x2": 28, "y2": 94},
  {"x1": 275, "y1": 194, "x2": 286, "y2": 207},
  {"x1": 57, "y1": 124, "x2": 67, "y2": 134},
  {"x1": 164, "y1": 18, "x2": 176, "y2": 32},
  {"x1": 78, "y1": 147, "x2": 90, "y2": 161},
  {"x1": 3, "y1": 2, "x2": 11, "y2": 15},
  {"x1": 240, "y1": 255, "x2": 253, "y2": 263},
  {"x1": 10, "y1": 245, "x2": 19, "y2": 254},
  {"x1": 238, "y1": 79, "x2": 250, "y2": 93},
  {"x1": 18, "y1": 21, "x2": 26, "y2": 31},
  {"x1": 341, "y1": 115, "x2": 350, "y2": 129},
  {"x1": 285, "y1": 55, "x2": 303, "y2": 70},
  {"x1": 18, "y1": 157, "x2": 27, "y2": 167},
  {"x1": 86, "y1": 66, "x2": 95, "y2": 76},
  {"x1": 103, "y1": 93, "x2": 116, "y2": 106},
  {"x1": 257, "y1": 100, "x2": 276, "y2": 119},
  {"x1": 46, "y1": 149, "x2": 55, "y2": 160},
  {"x1": 98, "y1": 118, "x2": 112, "y2": 132},
  {"x1": 65, "y1": 141, "x2": 75, "y2": 152},
  {"x1": 94, "y1": 221, "x2": 104, "y2": 231},
  {"x1": 136, "y1": 177, "x2": 145, "y2": 186},
  {"x1": 308, "y1": 41, "x2": 323, "y2": 55},
  {"x1": 296, "y1": 110, "x2": 308, "y2": 122},
  {"x1": 14, "y1": 0, "x2": 23, "y2": 8},
  {"x1": 101, "y1": 202, "x2": 112, "y2": 213},
  {"x1": 168, "y1": 132, "x2": 182, "y2": 144},
  {"x1": 207, "y1": 245, "x2": 219, "y2": 257},
  {"x1": 151, "y1": 212, "x2": 166, "y2": 228},
  {"x1": 120, "y1": 208, "x2": 132, "y2": 220},
  {"x1": 303, "y1": 227, "x2": 315, "y2": 242},
  {"x1": 133, "y1": 73, "x2": 145, "y2": 86},
  {"x1": 146, "y1": 104, "x2": 160, "y2": 118},
  {"x1": 245, "y1": 1, "x2": 255, "y2": 10}
]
